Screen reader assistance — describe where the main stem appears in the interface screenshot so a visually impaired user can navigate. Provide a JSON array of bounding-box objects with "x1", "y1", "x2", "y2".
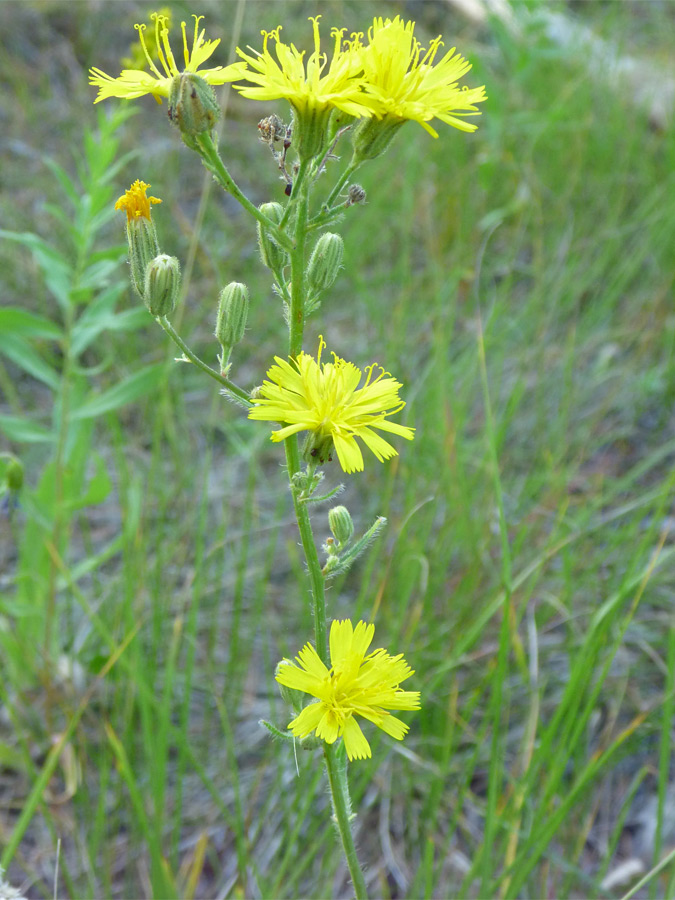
[{"x1": 284, "y1": 158, "x2": 368, "y2": 900}]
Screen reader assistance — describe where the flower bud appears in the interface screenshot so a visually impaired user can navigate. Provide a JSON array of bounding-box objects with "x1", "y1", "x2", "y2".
[
  {"x1": 5, "y1": 458, "x2": 24, "y2": 491},
  {"x1": 328, "y1": 506, "x2": 354, "y2": 548},
  {"x1": 275, "y1": 660, "x2": 305, "y2": 712},
  {"x1": 168, "y1": 72, "x2": 220, "y2": 136},
  {"x1": 215, "y1": 282, "x2": 249, "y2": 351},
  {"x1": 144, "y1": 254, "x2": 181, "y2": 317},
  {"x1": 307, "y1": 233, "x2": 343, "y2": 295},
  {"x1": 257, "y1": 203, "x2": 288, "y2": 273}
]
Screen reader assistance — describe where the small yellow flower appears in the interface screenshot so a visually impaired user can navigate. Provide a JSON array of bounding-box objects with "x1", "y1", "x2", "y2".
[
  {"x1": 114, "y1": 180, "x2": 161, "y2": 222},
  {"x1": 358, "y1": 16, "x2": 487, "y2": 137},
  {"x1": 89, "y1": 13, "x2": 244, "y2": 104},
  {"x1": 276, "y1": 619, "x2": 421, "y2": 761},
  {"x1": 233, "y1": 16, "x2": 372, "y2": 120},
  {"x1": 248, "y1": 337, "x2": 415, "y2": 474}
]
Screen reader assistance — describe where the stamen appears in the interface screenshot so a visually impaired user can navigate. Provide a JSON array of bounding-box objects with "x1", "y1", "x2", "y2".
[
  {"x1": 150, "y1": 14, "x2": 170, "y2": 77},
  {"x1": 192, "y1": 15, "x2": 205, "y2": 60},
  {"x1": 135, "y1": 23, "x2": 163, "y2": 80},
  {"x1": 181, "y1": 21, "x2": 190, "y2": 68},
  {"x1": 159, "y1": 17, "x2": 179, "y2": 76}
]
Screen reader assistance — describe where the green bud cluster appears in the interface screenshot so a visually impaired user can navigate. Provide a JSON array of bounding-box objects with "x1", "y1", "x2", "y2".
[
  {"x1": 257, "y1": 203, "x2": 288, "y2": 273},
  {"x1": 323, "y1": 514, "x2": 387, "y2": 578},
  {"x1": 144, "y1": 254, "x2": 181, "y2": 318}
]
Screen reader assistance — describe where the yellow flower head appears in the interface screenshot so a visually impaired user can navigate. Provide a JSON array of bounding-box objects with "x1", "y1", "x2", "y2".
[
  {"x1": 89, "y1": 13, "x2": 245, "y2": 103},
  {"x1": 248, "y1": 337, "x2": 415, "y2": 474},
  {"x1": 276, "y1": 619, "x2": 421, "y2": 761},
  {"x1": 233, "y1": 16, "x2": 371, "y2": 119},
  {"x1": 114, "y1": 180, "x2": 161, "y2": 222},
  {"x1": 358, "y1": 15, "x2": 487, "y2": 137}
]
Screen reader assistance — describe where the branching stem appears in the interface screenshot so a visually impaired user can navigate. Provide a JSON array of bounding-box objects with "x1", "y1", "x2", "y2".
[
  {"x1": 158, "y1": 317, "x2": 251, "y2": 406},
  {"x1": 283, "y1": 151, "x2": 369, "y2": 899}
]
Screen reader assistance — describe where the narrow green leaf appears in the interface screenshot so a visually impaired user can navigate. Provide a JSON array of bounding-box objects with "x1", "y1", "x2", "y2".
[
  {"x1": 0, "y1": 415, "x2": 53, "y2": 444},
  {"x1": 70, "y1": 363, "x2": 167, "y2": 420},
  {"x1": 0, "y1": 333, "x2": 59, "y2": 389},
  {"x1": 0, "y1": 230, "x2": 72, "y2": 308},
  {"x1": 0, "y1": 308, "x2": 62, "y2": 340}
]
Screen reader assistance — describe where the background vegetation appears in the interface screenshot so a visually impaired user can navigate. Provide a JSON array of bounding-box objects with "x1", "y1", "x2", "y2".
[{"x1": 1, "y1": 0, "x2": 675, "y2": 897}]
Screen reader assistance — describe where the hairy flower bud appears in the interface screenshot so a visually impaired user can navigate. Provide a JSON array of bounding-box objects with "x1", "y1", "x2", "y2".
[
  {"x1": 144, "y1": 254, "x2": 181, "y2": 317},
  {"x1": 5, "y1": 458, "x2": 24, "y2": 492},
  {"x1": 257, "y1": 203, "x2": 288, "y2": 273},
  {"x1": 168, "y1": 72, "x2": 220, "y2": 136},
  {"x1": 307, "y1": 233, "x2": 343, "y2": 295},
  {"x1": 127, "y1": 217, "x2": 160, "y2": 298},
  {"x1": 328, "y1": 506, "x2": 354, "y2": 549},
  {"x1": 215, "y1": 282, "x2": 249, "y2": 356}
]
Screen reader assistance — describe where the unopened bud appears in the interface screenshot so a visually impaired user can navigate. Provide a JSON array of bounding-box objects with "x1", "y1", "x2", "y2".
[
  {"x1": 328, "y1": 506, "x2": 354, "y2": 548},
  {"x1": 216, "y1": 282, "x2": 249, "y2": 350},
  {"x1": 307, "y1": 233, "x2": 343, "y2": 295},
  {"x1": 168, "y1": 72, "x2": 220, "y2": 136},
  {"x1": 346, "y1": 184, "x2": 366, "y2": 206},
  {"x1": 6, "y1": 458, "x2": 24, "y2": 491},
  {"x1": 257, "y1": 203, "x2": 288, "y2": 272},
  {"x1": 144, "y1": 254, "x2": 181, "y2": 317},
  {"x1": 275, "y1": 660, "x2": 305, "y2": 712}
]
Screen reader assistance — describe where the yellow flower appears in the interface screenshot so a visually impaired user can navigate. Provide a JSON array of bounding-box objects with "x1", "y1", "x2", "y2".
[
  {"x1": 358, "y1": 16, "x2": 487, "y2": 137},
  {"x1": 248, "y1": 337, "x2": 415, "y2": 474},
  {"x1": 276, "y1": 619, "x2": 421, "y2": 761},
  {"x1": 114, "y1": 180, "x2": 161, "y2": 221},
  {"x1": 233, "y1": 16, "x2": 372, "y2": 120},
  {"x1": 89, "y1": 13, "x2": 244, "y2": 104}
]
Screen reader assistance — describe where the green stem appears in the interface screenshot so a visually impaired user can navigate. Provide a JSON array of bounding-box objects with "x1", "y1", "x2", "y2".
[
  {"x1": 284, "y1": 437, "x2": 328, "y2": 661},
  {"x1": 158, "y1": 317, "x2": 251, "y2": 406},
  {"x1": 195, "y1": 132, "x2": 294, "y2": 253},
  {"x1": 324, "y1": 159, "x2": 361, "y2": 212},
  {"x1": 283, "y1": 153, "x2": 368, "y2": 896},
  {"x1": 325, "y1": 744, "x2": 369, "y2": 900}
]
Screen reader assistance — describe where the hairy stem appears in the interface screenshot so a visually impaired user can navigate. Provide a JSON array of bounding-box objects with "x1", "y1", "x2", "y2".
[
  {"x1": 283, "y1": 153, "x2": 368, "y2": 897},
  {"x1": 195, "y1": 132, "x2": 295, "y2": 253},
  {"x1": 158, "y1": 317, "x2": 251, "y2": 406}
]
